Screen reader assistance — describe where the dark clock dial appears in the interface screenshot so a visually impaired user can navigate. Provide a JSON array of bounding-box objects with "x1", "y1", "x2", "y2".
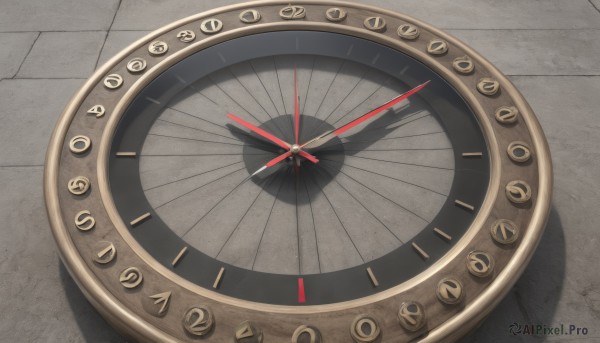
[{"x1": 109, "y1": 31, "x2": 489, "y2": 305}]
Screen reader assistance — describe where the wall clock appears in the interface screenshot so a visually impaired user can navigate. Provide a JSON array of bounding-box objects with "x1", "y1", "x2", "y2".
[{"x1": 44, "y1": 1, "x2": 552, "y2": 342}]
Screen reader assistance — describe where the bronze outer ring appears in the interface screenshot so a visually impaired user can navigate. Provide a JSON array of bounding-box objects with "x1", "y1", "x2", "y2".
[{"x1": 45, "y1": 1, "x2": 552, "y2": 341}]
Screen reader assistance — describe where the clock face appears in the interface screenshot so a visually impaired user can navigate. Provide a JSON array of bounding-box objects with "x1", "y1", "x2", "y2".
[
  {"x1": 109, "y1": 31, "x2": 489, "y2": 306},
  {"x1": 45, "y1": 2, "x2": 552, "y2": 342}
]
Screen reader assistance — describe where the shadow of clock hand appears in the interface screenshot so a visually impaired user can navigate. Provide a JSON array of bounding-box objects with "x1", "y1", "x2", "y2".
[{"x1": 311, "y1": 106, "x2": 424, "y2": 156}]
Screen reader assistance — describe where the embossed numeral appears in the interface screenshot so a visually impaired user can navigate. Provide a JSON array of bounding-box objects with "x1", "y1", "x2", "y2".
[
  {"x1": 239, "y1": 9, "x2": 261, "y2": 23},
  {"x1": 87, "y1": 105, "x2": 105, "y2": 118},
  {"x1": 466, "y1": 251, "x2": 494, "y2": 277},
  {"x1": 490, "y1": 219, "x2": 519, "y2": 244},
  {"x1": 398, "y1": 301, "x2": 426, "y2": 331},
  {"x1": 325, "y1": 7, "x2": 347, "y2": 22},
  {"x1": 350, "y1": 315, "x2": 381, "y2": 343},
  {"x1": 104, "y1": 74, "x2": 123, "y2": 89},
  {"x1": 148, "y1": 41, "x2": 168, "y2": 56},
  {"x1": 92, "y1": 241, "x2": 116, "y2": 264},
  {"x1": 200, "y1": 18, "x2": 223, "y2": 34},
  {"x1": 477, "y1": 77, "x2": 500, "y2": 95},
  {"x1": 505, "y1": 180, "x2": 532, "y2": 203},
  {"x1": 126, "y1": 57, "x2": 147, "y2": 73},
  {"x1": 292, "y1": 325, "x2": 322, "y2": 343},
  {"x1": 364, "y1": 16, "x2": 386, "y2": 32},
  {"x1": 184, "y1": 306, "x2": 215, "y2": 336},
  {"x1": 176, "y1": 30, "x2": 196, "y2": 43},
  {"x1": 280, "y1": 5, "x2": 306, "y2": 20},
  {"x1": 397, "y1": 24, "x2": 419, "y2": 40},
  {"x1": 119, "y1": 267, "x2": 143, "y2": 289},
  {"x1": 69, "y1": 135, "x2": 91, "y2": 154},
  {"x1": 74, "y1": 210, "x2": 95, "y2": 231},
  {"x1": 235, "y1": 321, "x2": 263, "y2": 342},
  {"x1": 436, "y1": 278, "x2": 464, "y2": 305},
  {"x1": 68, "y1": 176, "x2": 90, "y2": 195}
]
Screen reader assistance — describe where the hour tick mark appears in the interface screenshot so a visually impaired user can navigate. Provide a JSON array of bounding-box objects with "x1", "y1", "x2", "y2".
[
  {"x1": 462, "y1": 152, "x2": 483, "y2": 158},
  {"x1": 434, "y1": 227, "x2": 452, "y2": 241},
  {"x1": 298, "y1": 278, "x2": 306, "y2": 303},
  {"x1": 116, "y1": 152, "x2": 136, "y2": 157},
  {"x1": 366, "y1": 267, "x2": 379, "y2": 287},
  {"x1": 213, "y1": 267, "x2": 225, "y2": 289},
  {"x1": 145, "y1": 97, "x2": 161, "y2": 105},
  {"x1": 171, "y1": 246, "x2": 188, "y2": 267},
  {"x1": 412, "y1": 242, "x2": 430, "y2": 260},
  {"x1": 130, "y1": 212, "x2": 151, "y2": 227},
  {"x1": 455, "y1": 200, "x2": 475, "y2": 211}
]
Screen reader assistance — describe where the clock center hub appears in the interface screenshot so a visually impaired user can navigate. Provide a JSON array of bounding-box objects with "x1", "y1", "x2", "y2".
[{"x1": 241, "y1": 114, "x2": 345, "y2": 201}]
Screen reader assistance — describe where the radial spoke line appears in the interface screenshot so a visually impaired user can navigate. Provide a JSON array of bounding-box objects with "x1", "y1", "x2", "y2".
[
  {"x1": 208, "y1": 75, "x2": 266, "y2": 127},
  {"x1": 320, "y1": 67, "x2": 370, "y2": 124},
  {"x1": 301, "y1": 56, "x2": 316, "y2": 115},
  {"x1": 251, "y1": 169, "x2": 288, "y2": 270},
  {"x1": 320, "y1": 147, "x2": 452, "y2": 153},
  {"x1": 247, "y1": 61, "x2": 291, "y2": 138},
  {"x1": 319, "y1": 158, "x2": 448, "y2": 196},
  {"x1": 141, "y1": 153, "x2": 271, "y2": 157},
  {"x1": 314, "y1": 167, "x2": 404, "y2": 244},
  {"x1": 147, "y1": 132, "x2": 276, "y2": 152},
  {"x1": 302, "y1": 172, "x2": 321, "y2": 273},
  {"x1": 215, "y1": 177, "x2": 274, "y2": 259},
  {"x1": 319, "y1": 162, "x2": 429, "y2": 223},
  {"x1": 344, "y1": 130, "x2": 445, "y2": 144},
  {"x1": 273, "y1": 56, "x2": 294, "y2": 135},
  {"x1": 227, "y1": 67, "x2": 289, "y2": 139},
  {"x1": 341, "y1": 154, "x2": 453, "y2": 171},
  {"x1": 331, "y1": 77, "x2": 392, "y2": 125},
  {"x1": 168, "y1": 106, "x2": 233, "y2": 135},
  {"x1": 181, "y1": 171, "x2": 254, "y2": 239},
  {"x1": 148, "y1": 133, "x2": 245, "y2": 146},
  {"x1": 307, "y1": 169, "x2": 366, "y2": 263},
  {"x1": 311, "y1": 76, "x2": 391, "y2": 135},
  {"x1": 315, "y1": 60, "x2": 346, "y2": 119},
  {"x1": 156, "y1": 118, "x2": 241, "y2": 143},
  {"x1": 228, "y1": 67, "x2": 275, "y2": 120},
  {"x1": 250, "y1": 60, "x2": 282, "y2": 116},
  {"x1": 186, "y1": 82, "x2": 218, "y2": 105},
  {"x1": 154, "y1": 167, "x2": 246, "y2": 209},
  {"x1": 143, "y1": 160, "x2": 244, "y2": 192}
]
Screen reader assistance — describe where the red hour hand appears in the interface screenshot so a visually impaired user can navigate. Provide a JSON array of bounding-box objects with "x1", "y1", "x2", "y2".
[{"x1": 227, "y1": 113, "x2": 290, "y2": 150}]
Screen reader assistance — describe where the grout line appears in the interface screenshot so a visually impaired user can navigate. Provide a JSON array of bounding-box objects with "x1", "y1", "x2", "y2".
[
  {"x1": 11, "y1": 77, "x2": 87, "y2": 80},
  {"x1": 0, "y1": 29, "x2": 148, "y2": 33},
  {"x1": 588, "y1": 0, "x2": 600, "y2": 14},
  {"x1": 12, "y1": 31, "x2": 40, "y2": 79},
  {"x1": 95, "y1": 0, "x2": 122, "y2": 70},
  {"x1": 0, "y1": 165, "x2": 44, "y2": 168},
  {"x1": 445, "y1": 27, "x2": 600, "y2": 31},
  {"x1": 0, "y1": 30, "x2": 109, "y2": 33},
  {"x1": 507, "y1": 74, "x2": 600, "y2": 77}
]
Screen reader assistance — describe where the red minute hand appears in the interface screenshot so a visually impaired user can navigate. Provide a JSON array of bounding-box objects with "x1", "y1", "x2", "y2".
[{"x1": 333, "y1": 80, "x2": 430, "y2": 136}]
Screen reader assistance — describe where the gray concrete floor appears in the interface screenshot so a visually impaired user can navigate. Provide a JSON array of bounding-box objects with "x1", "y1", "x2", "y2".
[{"x1": 0, "y1": 0, "x2": 599, "y2": 342}]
